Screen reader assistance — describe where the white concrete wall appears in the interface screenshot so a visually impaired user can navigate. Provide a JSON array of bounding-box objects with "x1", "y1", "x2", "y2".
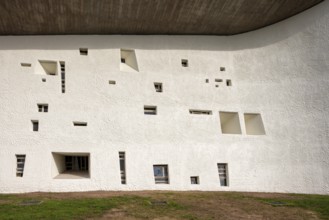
[{"x1": 0, "y1": 1, "x2": 328, "y2": 194}]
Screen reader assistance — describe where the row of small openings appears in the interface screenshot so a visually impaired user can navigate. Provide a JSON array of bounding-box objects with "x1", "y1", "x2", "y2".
[
  {"x1": 60, "y1": 61, "x2": 65, "y2": 93},
  {"x1": 109, "y1": 81, "x2": 163, "y2": 93},
  {"x1": 153, "y1": 164, "x2": 228, "y2": 186},
  {"x1": 31, "y1": 120, "x2": 87, "y2": 131},
  {"x1": 206, "y1": 79, "x2": 232, "y2": 87}
]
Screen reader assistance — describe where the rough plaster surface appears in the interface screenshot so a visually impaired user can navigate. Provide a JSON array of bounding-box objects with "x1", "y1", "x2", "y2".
[{"x1": 0, "y1": 1, "x2": 328, "y2": 194}]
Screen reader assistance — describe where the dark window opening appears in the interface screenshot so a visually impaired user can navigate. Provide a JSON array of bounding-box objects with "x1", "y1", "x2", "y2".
[
  {"x1": 154, "y1": 82, "x2": 163, "y2": 92},
  {"x1": 181, "y1": 59, "x2": 188, "y2": 67},
  {"x1": 191, "y1": 176, "x2": 199, "y2": 184},
  {"x1": 144, "y1": 106, "x2": 157, "y2": 115},
  {"x1": 153, "y1": 165, "x2": 169, "y2": 184},
  {"x1": 32, "y1": 120, "x2": 39, "y2": 132},
  {"x1": 79, "y1": 48, "x2": 88, "y2": 55}
]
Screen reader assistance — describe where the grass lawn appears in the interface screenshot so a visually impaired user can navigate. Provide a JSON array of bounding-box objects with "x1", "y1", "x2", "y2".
[{"x1": 0, "y1": 191, "x2": 328, "y2": 219}]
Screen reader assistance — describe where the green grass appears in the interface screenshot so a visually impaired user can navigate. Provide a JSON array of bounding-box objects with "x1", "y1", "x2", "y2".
[
  {"x1": 257, "y1": 194, "x2": 329, "y2": 220},
  {"x1": 0, "y1": 192, "x2": 328, "y2": 220}
]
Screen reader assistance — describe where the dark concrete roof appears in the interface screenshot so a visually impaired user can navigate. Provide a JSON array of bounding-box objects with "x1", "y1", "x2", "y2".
[{"x1": 0, "y1": 0, "x2": 323, "y2": 35}]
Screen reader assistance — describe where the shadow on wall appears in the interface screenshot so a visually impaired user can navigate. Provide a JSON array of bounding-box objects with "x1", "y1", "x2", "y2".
[{"x1": 0, "y1": 1, "x2": 327, "y2": 51}]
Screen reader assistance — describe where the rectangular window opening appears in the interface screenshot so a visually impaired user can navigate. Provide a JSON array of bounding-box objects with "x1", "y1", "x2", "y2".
[
  {"x1": 16, "y1": 155, "x2": 26, "y2": 177},
  {"x1": 220, "y1": 67, "x2": 226, "y2": 71},
  {"x1": 42, "y1": 78, "x2": 46, "y2": 82},
  {"x1": 21, "y1": 63, "x2": 31, "y2": 67},
  {"x1": 119, "y1": 152, "x2": 126, "y2": 184},
  {"x1": 154, "y1": 82, "x2": 163, "y2": 93},
  {"x1": 73, "y1": 122, "x2": 87, "y2": 126},
  {"x1": 79, "y1": 48, "x2": 88, "y2": 55},
  {"x1": 144, "y1": 106, "x2": 157, "y2": 115},
  {"x1": 181, "y1": 59, "x2": 188, "y2": 67},
  {"x1": 153, "y1": 165, "x2": 169, "y2": 184},
  {"x1": 32, "y1": 120, "x2": 39, "y2": 132},
  {"x1": 37, "y1": 104, "x2": 48, "y2": 113},
  {"x1": 109, "y1": 80, "x2": 116, "y2": 85},
  {"x1": 52, "y1": 153, "x2": 90, "y2": 179},
  {"x1": 215, "y1": 79, "x2": 223, "y2": 83},
  {"x1": 190, "y1": 176, "x2": 199, "y2": 184},
  {"x1": 121, "y1": 58, "x2": 126, "y2": 63},
  {"x1": 189, "y1": 109, "x2": 212, "y2": 115},
  {"x1": 226, "y1": 79, "x2": 232, "y2": 86},
  {"x1": 205, "y1": 79, "x2": 209, "y2": 83},
  {"x1": 218, "y1": 163, "x2": 228, "y2": 186}
]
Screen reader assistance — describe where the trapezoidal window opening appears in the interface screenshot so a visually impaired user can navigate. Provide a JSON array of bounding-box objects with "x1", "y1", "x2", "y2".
[
  {"x1": 189, "y1": 109, "x2": 212, "y2": 115},
  {"x1": 16, "y1": 154, "x2": 26, "y2": 177},
  {"x1": 219, "y1": 111, "x2": 242, "y2": 134},
  {"x1": 52, "y1": 153, "x2": 90, "y2": 179},
  {"x1": 60, "y1": 61, "x2": 65, "y2": 93},
  {"x1": 31, "y1": 120, "x2": 39, "y2": 132},
  {"x1": 119, "y1": 152, "x2": 126, "y2": 184},
  {"x1": 36, "y1": 60, "x2": 57, "y2": 75},
  {"x1": 21, "y1": 63, "x2": 31, "y2": 67},
  {"x1": 120, "y1": 49, "x2": 139, "y2": 72},
  {"x1": 154, "y1": 82, "x2": 163, "y2": 93},
  {"x1": 244, "y1": 113, "x2": 266, "y2": 135},
  {"x1": 79, "y1": 48, "x2": 88, "y2": 55},
  {"x1": 218, "y1": 163, "x2": 228, "y2": 186},
  {"x1": 144, "y1": 105, "x2": 157, "y2": 115},
  {"x1": 37, "y1": 104, "x2": 48, "y2": 112},
  {"x1": 153, "y1": 165, "x2": 169, "y2": 184},
  {"x1": 73, "y1": 122, "x2": 87, "y2": 126},
  {"x1": 181, "y1": 59, "x2": 188, "y2": 67}
]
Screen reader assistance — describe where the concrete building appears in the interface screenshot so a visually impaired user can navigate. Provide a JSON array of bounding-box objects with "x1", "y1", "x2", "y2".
[{"x1": 0, "y1": 0, "x2": 328, "y2": 194}]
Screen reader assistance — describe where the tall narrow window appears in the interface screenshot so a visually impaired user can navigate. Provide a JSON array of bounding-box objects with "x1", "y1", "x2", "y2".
[
  {"x1": 37, "y1": 104, "x2": 48, "y2": 112},
  {"x1": 153, "y1": 165, "x2": 169, "y2": 184},
  {"x1": 226, "y1": 80, "x2": 232, "y2": 86},
  {"x1": 32, "y1": 120, "x2": 39, "y2": 132},
  {"x1": 60, "y1": 61, "x2": 65, "y2": 93},
  {"x1": 217, "y1": 163, "x2": 228, "y2": 186},
  {"x1": 154, "y1": 82, "x2": 163, "y2": 93},
  {"x1": 16, "y1": 155, "x2": 26, "y2": 177},
  {"x1": 119, "y1": 152, "x2": 126, "y2": 184}
]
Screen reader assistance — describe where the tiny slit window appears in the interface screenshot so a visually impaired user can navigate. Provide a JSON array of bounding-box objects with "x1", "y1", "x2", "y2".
[
  {"x1": 37, "y1": 104, "x2": 48, "y2": 112},
  {"x1": 119, "y1": 152, "x2": 126, "y2": 184},
  {"x1": 144, "y1": 106, "x2": 157, "y2": 115},
  {"x1": 79, "y1": 48, "x2": 88, "y2": 55},
  {"x1": 215, "y1": 79, "x2": 223, "y2": 82},
  {"x1": 31, "y1": 120, "x2": 39, "y2": 132},
  {"x1": 154, "y1": 82, "x2": 163, "y2": 92},
  {"x1": 191, "y1": 176, "x2": 199, "y2": 184},
  {"x1": 189, "y1": 109, "x2": 212, "y2": 115},
  {"x1": 73, "y1": 122, "x2": 87, "y2": 126},
  {"x1": 218, "y1": 163, "x2": 228, "y2": 186},
  {"x1": 153, "y1": 165, "x2": 169, "y2": 184},
  {"x1": 21, "y1": 63, "x2": 31, "y2": 67},
  {"x1": 226, "y1": 80, "x2": 232, "y2": 86},
  {"x1": 109, "y1": 80, "x2": 116, "y2": 85},
  {"x1": 16, "y1": 155, "x2": 26, "y2": 177},
  {"x1": 181, "y1": 59, "x2": 188, "y2": 67}
]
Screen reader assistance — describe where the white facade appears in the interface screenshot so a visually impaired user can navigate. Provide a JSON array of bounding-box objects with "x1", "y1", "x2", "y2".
[{"x1": 0, "y1": 1, "x2": 328, "y2": 194}]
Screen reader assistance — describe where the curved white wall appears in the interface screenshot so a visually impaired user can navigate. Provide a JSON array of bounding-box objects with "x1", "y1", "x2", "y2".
[{"x1": 0, "y1": 1, "x2": 328, "y2": 194}]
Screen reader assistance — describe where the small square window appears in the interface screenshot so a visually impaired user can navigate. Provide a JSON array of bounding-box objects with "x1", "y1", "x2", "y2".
[
  {"x1": 154, "y1": 82, "x2": 163, "y2": 93},
  {"x1": 181, "y1": 59, "x2": 188, "y2": 67},
  {"x1": 144, "y1": 106, "x2": 157, "y2": 115},
  {"x1": 32, "y1": 120, "x2": 39, "y2": 132},
  {"x1": 220, "y1": 67, "x2": 225, "y2": 71},
  {"x1": 79, "y1": 48, "x2": 88, "y2": 55},
  {"x1": 226, "y1": 80, "x2": 232, "y2": 86},
  {"x1": 153, "y1": 165, "x2": 169, "y2": 184},
  {"x1": 121, "y1": 58, "x2": 126, "y2": 63},
  {"x1": 42, "y1": 78, "x2": 46, "y2": 82},
  {"x1": 37, "y1": 104, "x2": 48, "y2": 113},
  {"x1": 190, "y1": 176, "x2": 199, "y2": 184}
]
